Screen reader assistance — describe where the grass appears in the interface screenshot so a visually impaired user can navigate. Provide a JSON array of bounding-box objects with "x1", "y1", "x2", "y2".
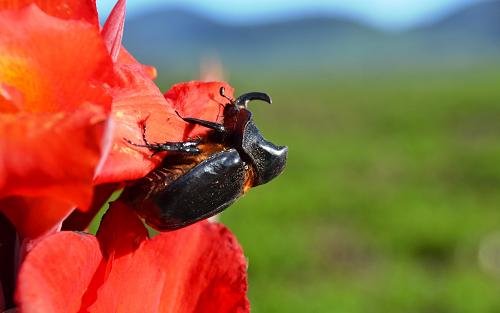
[{"x1": 174, "y1": 65, "x2": 500, "y2": 313}]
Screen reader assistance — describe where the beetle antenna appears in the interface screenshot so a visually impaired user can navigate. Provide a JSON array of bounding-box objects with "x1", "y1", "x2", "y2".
[{"x1": 219, "y1": 87, "x2": 234, "y2": 104}]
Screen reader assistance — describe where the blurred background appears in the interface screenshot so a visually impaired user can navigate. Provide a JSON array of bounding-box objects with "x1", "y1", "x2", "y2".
[{"x1": 99, "y1": 1, "x2": 500, "y2": 312}]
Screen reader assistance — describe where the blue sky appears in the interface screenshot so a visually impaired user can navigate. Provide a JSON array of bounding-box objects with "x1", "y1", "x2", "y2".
[{"x1": 98, "y1": 0, "x2": 480, "y2": 30}]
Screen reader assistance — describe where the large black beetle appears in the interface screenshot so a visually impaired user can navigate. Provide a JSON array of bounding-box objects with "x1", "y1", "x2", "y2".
[{"x1": 121, "y1": 87, "x2": 288, "y2": 231}]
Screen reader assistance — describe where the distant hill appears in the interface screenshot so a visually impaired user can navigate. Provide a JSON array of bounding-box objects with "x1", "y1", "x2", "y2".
[
  {"x1": 409, "y1": 0, "x2": 500, "y2": 58},
  {"x1": 415, "y1": 0, "x2": 500, "y2": 39},
  {"x1": 122, "y1": 1, "x2": 500, "y2": 76}
]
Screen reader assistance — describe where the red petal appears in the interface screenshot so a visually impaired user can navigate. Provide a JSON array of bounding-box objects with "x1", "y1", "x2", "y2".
[
  {"x1": 117, "y1": 47, "x2": 157, "y2": 80},
  {"x1": 0, "y1": 83, "x2": 23, "y2": 113},
  {"x1": 1, "y1": 197, "x2": 72, "y2": 241},
  {"x1": 16, "y1": 232, "x2": 102, "y2": 313},
  {"x1": 101, "y1": 0, "x2": 126, "y2": 62},
  {"x1": 0, "y1": 0, "x2": 98, "y2": 25},
  {"x1": 95, "y1": 201, "x2": 149, "y2": 258},
  {"x1": 0, "y1": 5, "x2": 116, "y2": 237},
  {"x1": 152, "y1": 221, "x2": 249, "y2": 313},
  {"x1": 94, "y1": 64, "x2": 182, "y2": 183},
  {"x1": 0, "y1": 5, "x2": 114, "y2": 113},
  {"x1": 0, "y1": 110, "x2": 107, "y2": 199},
  {"x1": 165, "y1": 81, "x2": 234, "y2": 137},
  {"x1": 0, "y1": 108, "x2": 110, "y2": 238},
  {"x1": 16, "y1": 202, "x2": 249, "y2": 313},
  {"x1": 62, "y1": 183, "x2": 120, "y2": 232},
  {"x1": 95, "y1": 80, "x2": 233, "y2": 184},
  {"x1": 162, "y1": 81, "x2": 233, "y2": 146},
  {"x1": 92, "y1": 202, "x2": 249, "y2": 312}
]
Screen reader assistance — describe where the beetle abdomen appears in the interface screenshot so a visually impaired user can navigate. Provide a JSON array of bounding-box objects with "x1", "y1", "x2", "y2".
[{"x1": 137, "y1": 149, "x2": 247, "y2": 230}]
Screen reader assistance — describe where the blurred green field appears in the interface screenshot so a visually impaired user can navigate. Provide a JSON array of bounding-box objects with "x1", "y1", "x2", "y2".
[{"x1": 185, "y1": 66, "x2": 500, "y2": 313}]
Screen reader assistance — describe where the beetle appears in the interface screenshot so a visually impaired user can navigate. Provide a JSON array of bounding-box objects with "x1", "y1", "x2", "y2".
[{"x1": 121, "y1": 87, "x2": 288, "y2": 231}]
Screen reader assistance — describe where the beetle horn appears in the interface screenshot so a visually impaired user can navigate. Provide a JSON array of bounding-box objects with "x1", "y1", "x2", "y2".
[{"x1": 234, "y1": 92, "x2": 272, "y2": 108}]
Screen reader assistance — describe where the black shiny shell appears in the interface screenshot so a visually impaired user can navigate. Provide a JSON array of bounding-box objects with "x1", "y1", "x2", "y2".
[
  {"x1": 240, "y1": 119, "x2": 288, "y2": 185},
  {"x1": 128, "y1": 149, "x2": 247, "y2": 231},
  {"x1": 225, "y1": 106, "x2": 288, "y2": 186}
]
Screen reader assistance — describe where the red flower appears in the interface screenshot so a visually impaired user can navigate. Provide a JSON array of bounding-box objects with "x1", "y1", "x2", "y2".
[
  {"x1": 0, "y1": 3, "x2": 115, "y2": 239},
  {"x1": 0, "y1": 0, "x2": 99, "y2": 24},
  {"x1": 0, "y1": 1, "x2": 250, "y2": 311},
  {"x1": 15, "y1": 201, "x2": 249, "y2": 313},
  {"x1": 0, "y1": 0, "x2": 236, "y2": 239}
]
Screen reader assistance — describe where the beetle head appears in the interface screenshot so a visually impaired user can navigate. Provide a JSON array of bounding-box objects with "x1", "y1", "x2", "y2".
[
  {"x1": 241, "y1": 119, "x2": 288, "y2": 185},
  {"x1": 223, "y1": 88, "x2": 287, "y2": 186}
]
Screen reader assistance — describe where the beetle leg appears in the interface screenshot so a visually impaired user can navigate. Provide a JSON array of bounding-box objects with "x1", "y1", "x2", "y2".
[
  {"x1": 125, "y1": 138, "x2": 201, "y2": 156},
  {"x1": 124, "y1": 123, "x2": 201, "y2": 155},
  {"x1": 149, "y1": 141, "x2": 201, "y2": 156},
  {"x1": 175, "y1": 111, "x2": 226, "y2": 134}
]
